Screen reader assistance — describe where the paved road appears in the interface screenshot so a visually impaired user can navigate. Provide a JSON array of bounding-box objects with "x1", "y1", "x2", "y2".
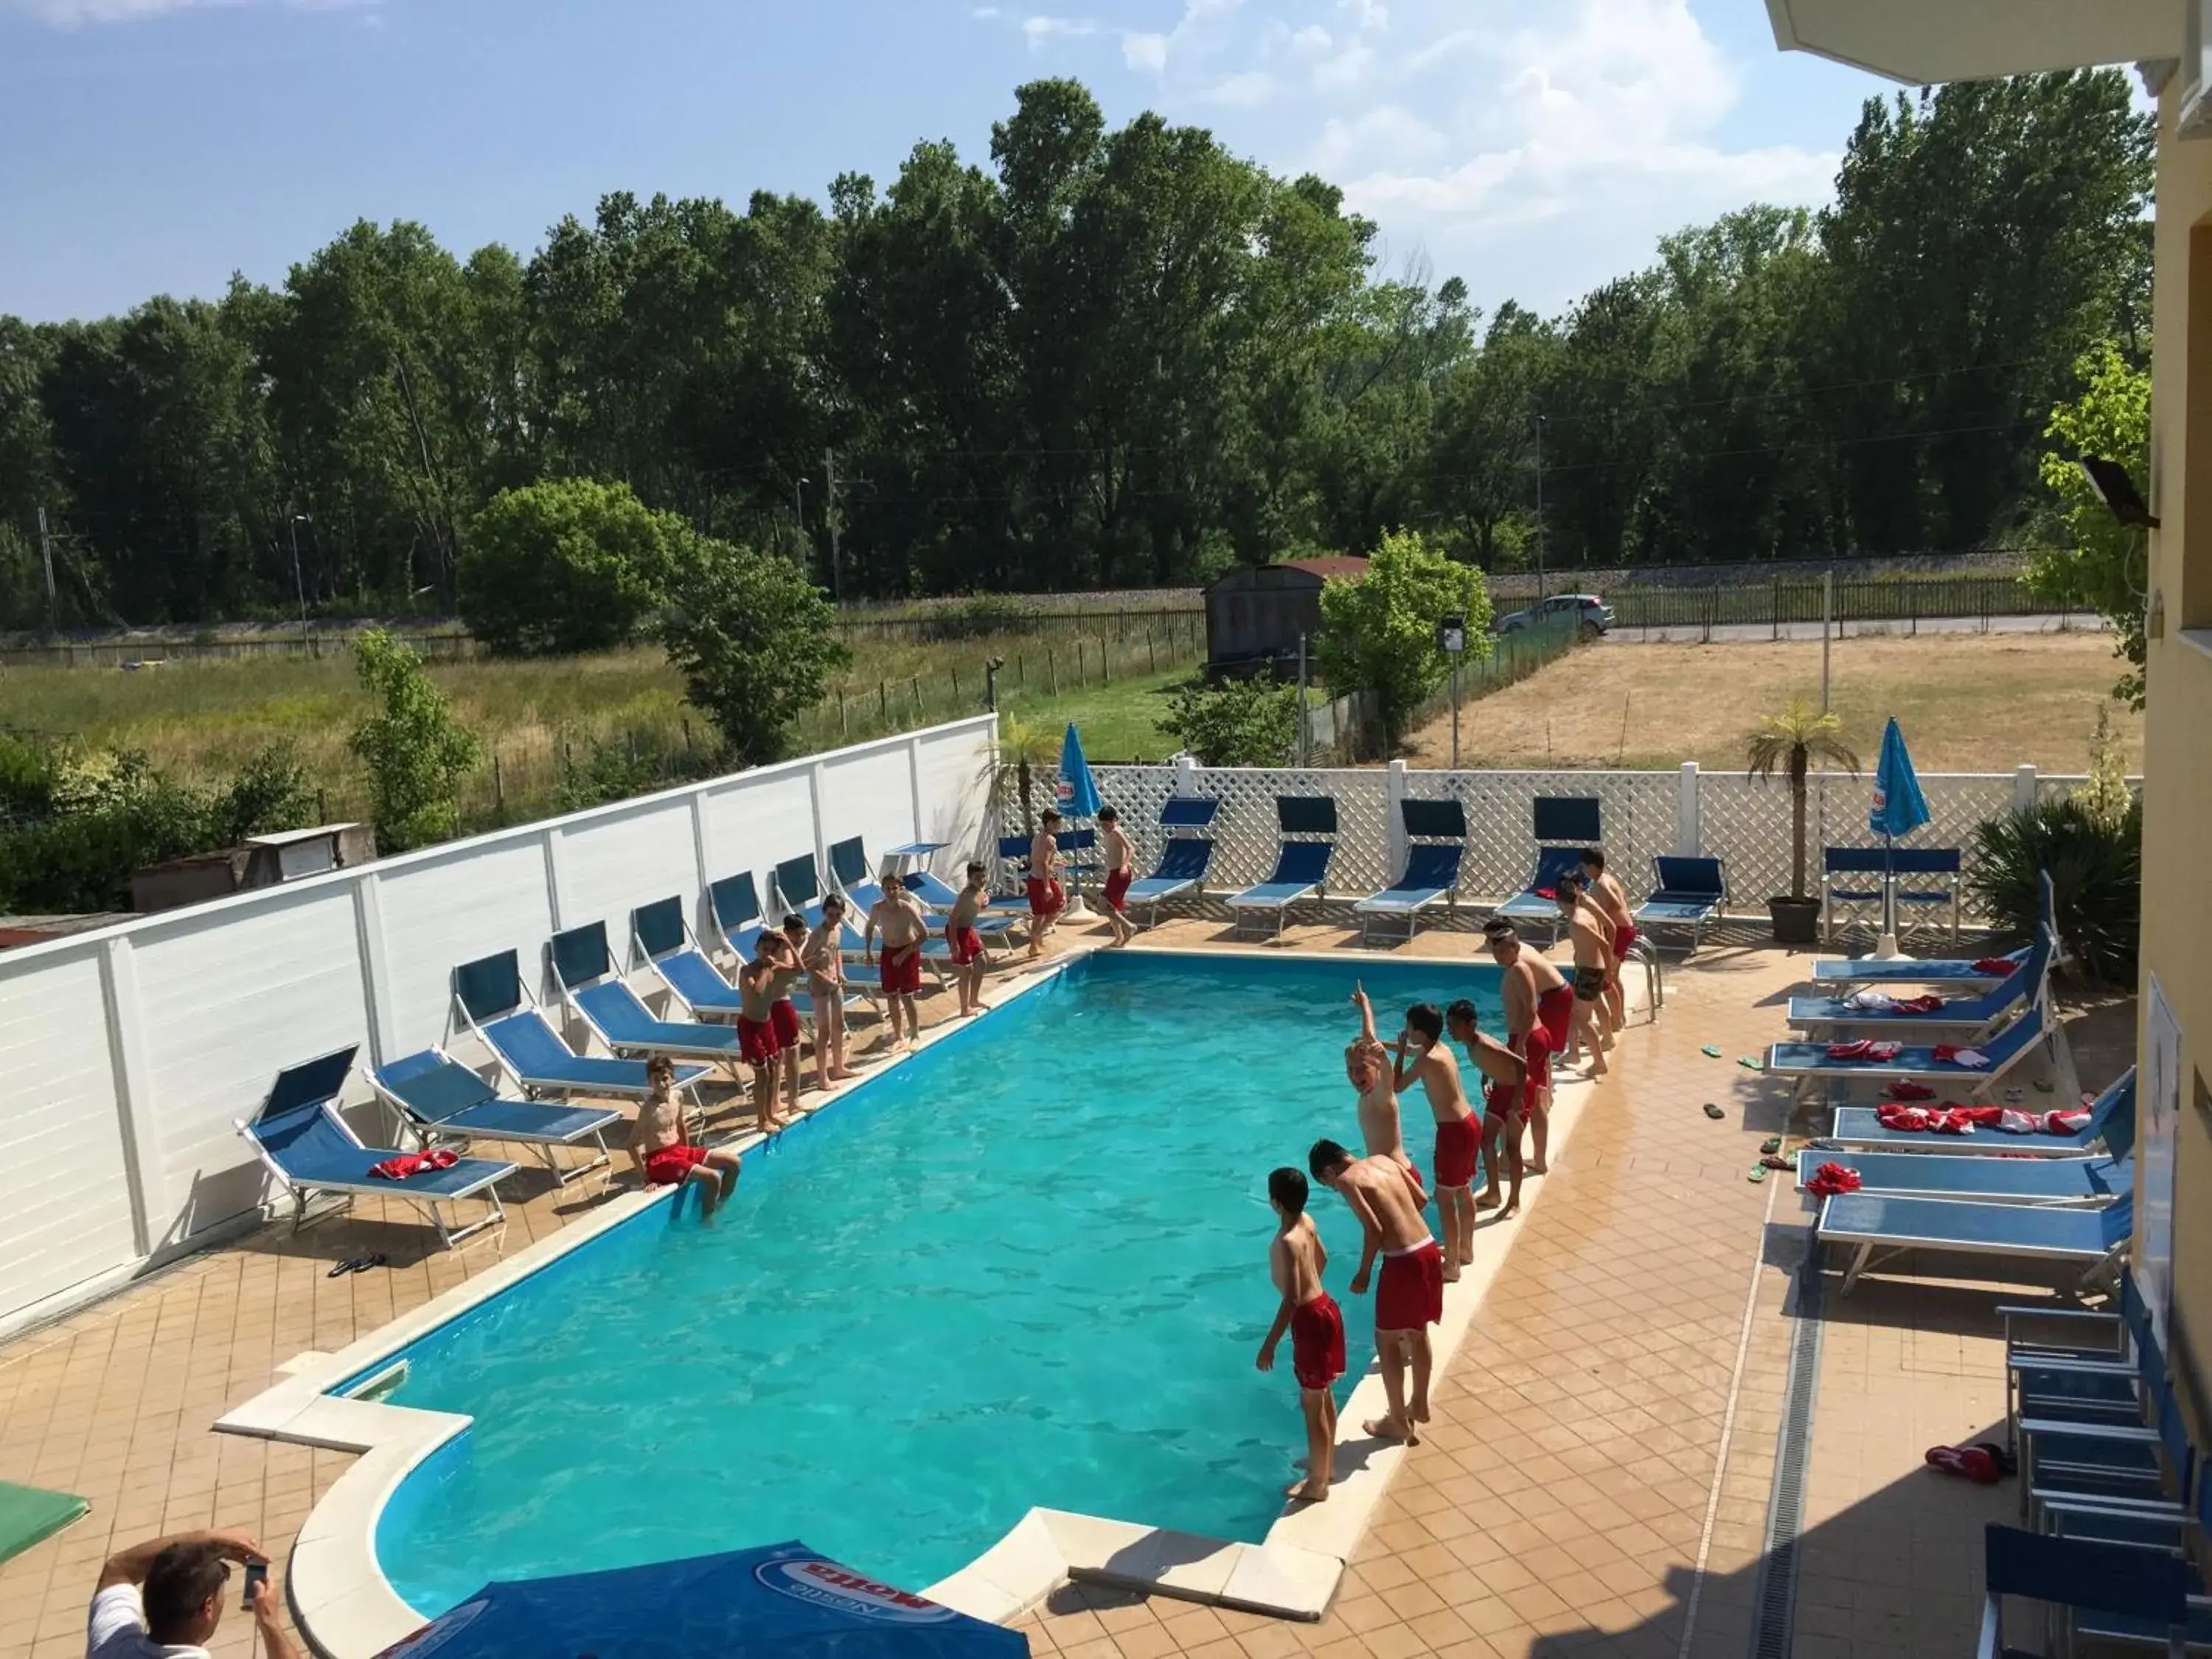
[{"x1": 1590, "y1": 613, "x2": 2108, "y2": 646}]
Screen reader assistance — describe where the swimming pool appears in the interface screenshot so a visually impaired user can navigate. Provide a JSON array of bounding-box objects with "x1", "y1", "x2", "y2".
[{"x1": 363, "y1": 950, "x2": 1506, "y2": 1615}]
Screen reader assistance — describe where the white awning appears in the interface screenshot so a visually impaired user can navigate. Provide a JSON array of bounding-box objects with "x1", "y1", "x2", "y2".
[{"x1": 1764, "y1": 0, "x2": 2177, "y2": 83}]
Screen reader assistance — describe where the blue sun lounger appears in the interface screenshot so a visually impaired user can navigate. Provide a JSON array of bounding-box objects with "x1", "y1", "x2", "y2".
[
  {"x1": 1634, "y1": 856, "x2": 1728, "y2": 953},
  {"x1": 1119, "y1": 796, "x2": 1220, "y2": 923},
  {"x1": 1492, "y1": 846, "x2": 1593, "y2": 931},
  {"x1": 237, "y1": 1046, "x2": 516, "y2": 1249},
  {"x1": 770, "y1": 855, "x2": 832, "y2": 928},
  {"x1": 1827, "y1": 1067, "x2": 2135, "y2": 1158},
  {"x1": 453, "y1": 950, "x2": 705, "y2": 1101},
  {"x1": 1787, "y1": 927, "x2": 2055, "y2": 1038},
  {"x1": 1816, "y1": 1189, "x2": 2132, "y2": 1295},
  {"x1": 372, "y1": 1049, "x2": 621, "y2": 1186},
  {"x1": 551, "y1": 922, "x2": 750, "y2": 1069},
  {"x1": 1354, "y1": 797, "x2": 1467, "y2": 945},
  {"x1": 1225, "y1": 796, "x2": 1340, "y2": 940},
  {"x1": 836, "y1": 836, "x2": 1017, "y2": 937},
  {"x1": 1794, "y1": 1148, "x2": 2129, "y2": 1206},
  {"x1": 1811, "y1": 871, "x2": 2057, "y2": 990},
  {"x1": 632, "y1": 897, "x2": 746, "y2": 1020},
  {"x1": 1767, "y1": 1004, "x2": 2048, "y2": 1103}
]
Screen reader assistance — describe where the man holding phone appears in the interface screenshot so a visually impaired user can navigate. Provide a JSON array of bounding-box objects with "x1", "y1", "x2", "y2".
[{"x1": 88, "y1": 1526, "x2": 298, "y2": 1658}]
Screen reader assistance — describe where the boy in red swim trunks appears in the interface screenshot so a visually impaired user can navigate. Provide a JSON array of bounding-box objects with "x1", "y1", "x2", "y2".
[
  {"x1": 1349, "y1": 983, "x2": 1426, "y2": 1208},
  {"x1": 1485, "y1": 919, "x2": 1571, "y2": 1176},
  {"x1": 864, "y1": 868, "x2": 930, "y2": 1049},
  {"x1": 1393, "y1": 1002, "x2": 1476, "y2": 1279},
  {"x1": 737, "y1": 934, "x2": 799, "y2": 1134},
  {"x1": 1026, "y1": 810, "x2": 1066, "y2": 959},
  {"x1": 1310, "y1": 1138, "x2": 1440, "y2": 1444},
  {"x1": 629, "y1": 1056, "x2": 741, "y2": 1220},
  {"x1": 1580, "y1": 846, "x2": 1635, "y2": 1039},
  {"x1": 1256, "y1": 1166, "x2": 1342, "y2": 1504},
  {"x1": 1096, "y1": 805, "x2": 1135, "y2": 947},
  {"x1": 945, "y1": 861, "x2": 995, "y2": 1018},
  {"x1": 1447, "y1": 998, "x2": 1528, "y2": 1218}
]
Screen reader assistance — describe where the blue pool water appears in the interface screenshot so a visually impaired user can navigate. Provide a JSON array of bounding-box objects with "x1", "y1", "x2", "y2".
[{"x1": 367, "y1": 950, "x2": 1504, "y2": 1614}]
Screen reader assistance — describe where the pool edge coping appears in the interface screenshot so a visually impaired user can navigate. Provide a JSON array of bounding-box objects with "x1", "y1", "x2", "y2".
[{"x1": 222, "y1": 939, "x2": 1615, "y2": 1655}]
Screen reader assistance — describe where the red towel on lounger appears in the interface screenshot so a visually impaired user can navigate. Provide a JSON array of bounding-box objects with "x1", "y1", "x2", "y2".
[
  {"x1": 368, "y1": 1148, "x2": 460, "y2": 1181},
  {"x1": 1885, "y1": 1082, "x2": 1937, "y2": 1101},
  {"x1": 1806, "y1": 1162, "x2": 1861, "y2": 1197},
  {"x1": 1972, "y1": 958, "x2": 2016, "y2": 975},
  {"x1": 1893, "y1": 995, "x2": 1946, "y2": 1014}
]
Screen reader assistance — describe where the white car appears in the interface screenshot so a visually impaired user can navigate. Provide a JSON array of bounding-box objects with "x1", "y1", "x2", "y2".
[{"x1": 1495, "y1": 593, "x2": 1615, "y2": 636}]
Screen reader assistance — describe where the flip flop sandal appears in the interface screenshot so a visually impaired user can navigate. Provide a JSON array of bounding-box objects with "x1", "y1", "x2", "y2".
[
  {"x1": 1760, "y1": 1136, "x2": 1784, "y2": 1155},
  {"x1": 327, "y1": 1258, "x2": 366, "y2": 1279},
  {"x1": 2001, "y1": 1088, "x2": 2025, "y2": 1104},
  {"x1": 359, "y1": 1253, "x2": 389, "y2": 1273},
  {"x1": 2032, "y1": 1078, "x2": 2055, "y2": 1093},
  {"x1": 1747, "y1": 1165, "x2": 1769, "y2": 1183},
  {"x1": 1738, "y1": 1056, "x2": 1764, "y2": 1071},
  {"x1": 1761, "y1": 1154, "x2": 1793, "y2": 1171},
  {"x1": 1808, "y1": 1136, "x2": 1844, "y2": 1151},
  {"x1": 1703, "y1": 1103, "x2": 1726, "y2": 1120},
  {"x1": 1701, "y1": 1045, "x2": 1723, "y2": 1059}
]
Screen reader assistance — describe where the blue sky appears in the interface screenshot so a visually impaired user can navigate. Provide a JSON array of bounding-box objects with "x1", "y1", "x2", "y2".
[{"x1": 0, "y1": 0, "x2": 1896, "y2": 326}]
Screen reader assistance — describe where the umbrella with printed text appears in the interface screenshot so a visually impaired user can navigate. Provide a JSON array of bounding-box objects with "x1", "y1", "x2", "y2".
[
  {"x1": 1054, "y1": 723, "x2": 1102, "y2": 914},
  {"x1": 1868, "y1": 717, "x2": 1931, "y2": 957}
]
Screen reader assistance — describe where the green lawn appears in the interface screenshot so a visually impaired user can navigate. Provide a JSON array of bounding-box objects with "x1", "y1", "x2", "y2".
[{"x1": 995, "y1": 667, "x2": 1192, "y2": 762}]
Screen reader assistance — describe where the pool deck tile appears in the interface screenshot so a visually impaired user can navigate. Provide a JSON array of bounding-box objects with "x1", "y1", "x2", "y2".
[{"x1": 0, "y1": 914, "x2": 2090, "y2": 1659}]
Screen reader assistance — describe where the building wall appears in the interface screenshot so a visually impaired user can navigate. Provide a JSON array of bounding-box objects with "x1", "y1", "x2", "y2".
[
  {"x1": 2143, "y1": 85, "x2": 2212, "y2": 1437},
  {"x1": 1204, "y1": 571, "x2": 1325, "y2": 665},
  {"x1": 0, "y1": 716, "x2": 1000, "y2": 1338}
]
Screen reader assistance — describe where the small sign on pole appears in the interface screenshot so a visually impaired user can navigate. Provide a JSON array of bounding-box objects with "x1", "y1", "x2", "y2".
[{"x1": 1438, "y1": 616, "x2": 1466, "y2": 769}]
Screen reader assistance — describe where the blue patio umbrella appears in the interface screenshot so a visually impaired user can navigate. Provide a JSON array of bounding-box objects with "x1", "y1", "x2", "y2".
[
  {"x1": 1868, "y1": 717, "x2": 1931, "y2": 950},
  {"x1": 1056, "y1": 722, "x2": 1102, "y2": 820},
  {"x1": 371, "y1": 1540, "x2": 1030, "y2": 1659}
]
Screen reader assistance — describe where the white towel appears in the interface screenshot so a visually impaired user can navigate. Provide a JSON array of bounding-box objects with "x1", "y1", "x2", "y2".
[{"x1": 1847, "y1": 990, "x2": 1896, "y2": 1012}]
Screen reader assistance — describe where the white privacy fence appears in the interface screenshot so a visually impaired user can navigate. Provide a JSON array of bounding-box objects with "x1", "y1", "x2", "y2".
[
  {"x1": 0, "y1": 716, "x2": 998, "y2": 1335},
  {"x1": 1090, "y1": 759, "x2": 2089, "y2": 920}
]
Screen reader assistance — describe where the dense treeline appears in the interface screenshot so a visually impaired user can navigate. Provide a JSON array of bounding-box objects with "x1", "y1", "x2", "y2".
[{"x1": 0, "y1": 71, "x2": 2150, "y2": 628}]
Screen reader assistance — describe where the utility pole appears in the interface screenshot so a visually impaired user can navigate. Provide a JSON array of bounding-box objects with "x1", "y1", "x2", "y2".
[
  {"x1": 1533, "y1": 413, "x2": 1548, "y2": 605},
  {"x1": 35, "y1": 507, "x2": 57, "y2": 633},
  {"x1": 823, "y1": 448, "x2": 843, "y2": 603},
  {"x1": 288, "y1": 515, "x2": 312, "y2": 639}
]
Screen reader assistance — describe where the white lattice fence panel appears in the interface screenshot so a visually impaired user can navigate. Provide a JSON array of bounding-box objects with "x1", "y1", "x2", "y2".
[
  {"x1": 1416, "y1": 769, "x2": 1681, "y2": 900},
  {"x1": 1091, "y1": 765, "x2": 1393, "y2": 894}
]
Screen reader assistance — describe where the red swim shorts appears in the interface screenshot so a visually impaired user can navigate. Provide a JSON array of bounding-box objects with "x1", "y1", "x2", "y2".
[
  {"x1": 1537, "y1": 984, "x2": 1575, "y2": 1052},
  {"x1": 1397, "y1": 1158, "x2": 1425, "y2": 1201},
  {"x1": 1612, "y1": 922, "x2": 1638, "y2": 963},
  {"x1": 879, "y1": 946, "x2": 924, "y2": 996},
  {"x1": 1291, "y1": 1293, "x2": 1346, "y2": 1392},
  {"x1": 1484, "y1": 1079, "x2": 1524, "y2": 1127},
  {"x1": 770, "y1": 998, "x2": 802, "y2": 1048},
  {"x1": 1026, "y1": 877, "x2": 1065, "y2": 919},
  {"x1": 1104, "y1": 869, "x2": 1133, "y2": 913},
  {"x1": 644, "y1": 1144, "x2": 710, "y2": 1186},
  {"x1": 1522, "y1": 1028, "x2": 1553, "y2": 1092},
  {"x1": 1375, "y1": 1241, "x2": 1445, "y2": 1332},
  {"x1": 947, "y1": 924, "x2": 986, "y2": 967},
  {"x1": 737, "y1": 1015, "x2": 781, "y2": 1065},
  {"x1": 1433, "y1": 1115, "x2": 1479, "y2": 1189}
]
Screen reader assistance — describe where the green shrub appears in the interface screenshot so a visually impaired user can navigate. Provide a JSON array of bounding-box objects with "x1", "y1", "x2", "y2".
[
  {"x1": 459, "y1": 478, "x2": 692, "y2": 657},
  {"x1": 0, "y1": 751, "x2": 217, "y2": 912},
  {"x1": 1317, "y1": 528, "x2": 1492, "y2": 748},
  {"x1": 1161, "y1": 677, "x2": 1300, "y2": 766},
  {"x1": 1969, "y1": 795, "x2": 2142, "y2": 985},
  {"x1": 349, "y1": 629, "x2": 482, "y2": 851},
  {"x1": 659, "y1": 541, "x2": 849, "y2": 768}
]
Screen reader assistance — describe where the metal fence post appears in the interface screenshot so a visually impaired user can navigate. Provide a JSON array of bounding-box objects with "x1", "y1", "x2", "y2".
[
  {"x1": 1677, "y1": 762, "x2": 1702, "y2": 857},
  {"x1": 2012, "y1": 764, "x2": 2039, "y2": 815}
]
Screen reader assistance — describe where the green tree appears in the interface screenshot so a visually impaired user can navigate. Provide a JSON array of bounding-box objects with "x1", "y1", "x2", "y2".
[
  {"x1": 349, "y1": 628, "x2": 481, "y2": 850},
  {"x1": 658, "y1": 542, "x2": 849, "y2": 767},
  {"x1": 1161, "y1": 677, "x2": 1301, "y2": 766},
  {"x1": 1317, "y1": 528, "x2": 1492, "y2": 748},
  {"x1": 1745, "y1": 698, "x2": 1860, "y2": 900},
  {"x1": 2030, "y1": 340, "x2": 2149, "y2": 704},
  {"x1": 460, "y1": 477, "x2": 689, "y2": 655}
]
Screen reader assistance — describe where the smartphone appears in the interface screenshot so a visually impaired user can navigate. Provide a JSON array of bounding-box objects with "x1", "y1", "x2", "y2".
[{"x1": 242, "y1": 1561, "x2": 268, "y2": 1611}]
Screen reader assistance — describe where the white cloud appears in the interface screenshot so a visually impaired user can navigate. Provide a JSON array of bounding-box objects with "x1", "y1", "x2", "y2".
[
  {"x1": 3, "y1": 0, "x2": 372, "y2": 23},
  {"x1": 1021, "y1": 12, "x2": 1102, "y2": 46},
  {"x1": 1288, "y1": 23, "x2": 1331, "y2": 55},
  {"x1": 1311, "y1": 41, "x2": 1373, "y2": 88},
  {"x1": 1122, "y1": 29, "x2": 1167, "y2": 69},
  {"x1": 1202, "y1": 69, "x2": 1273, "y2": 107}
]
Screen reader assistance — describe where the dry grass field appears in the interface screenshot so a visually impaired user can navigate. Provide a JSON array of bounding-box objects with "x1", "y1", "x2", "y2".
[{"x1": 1402, "y1": 631, "x2": 2142, "y2": 775}]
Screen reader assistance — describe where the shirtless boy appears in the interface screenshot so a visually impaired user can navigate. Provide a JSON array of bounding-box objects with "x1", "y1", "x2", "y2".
[
  {"x1": 1393, "y1": 1004, "x2": 1478, "y2": 1280},
  {"x1": 864, "y1": 866, "x2": 931, "y2": 1048},
  {"x1": 1446, "y1": 998, "x2": 1531, "y2": 1218},
  {"x1": 736, "y1": 935, "x2": 798, "y2": 1134},
  {"x1": 1484, "y1": 919, "x2": 1573, "y2": 1175},
  {"x1": 1027, "y1": 810, "x2": 1066, "y2": 959},
  {"x1": 1255, "y1": 1166, "x2": 1344, "y2": 1503},
  {"x1": 773, "y1": 915, "x2": 813, "y2": 1113},
  {"x1": 629, "y1": 1055, "x2": 741, "y2": 1220},
  {"x1": 802, "y1": 898, "x2": 860, "y2": 1088},
  {"x1": 1308, "y1": 1138, "x2": 1443, "y2": 1444},
  {"x1": 1349, "y1": 983, "x2": 1426, "y2": 1208},
  {"x1": 1580, "y1": 846, "x2": 1635, "y2": 1037},
  {"x1": 1554, "y1": 874, "x2": 1615, "y2": 1077},
  {"x1": 1096, "y1": 805, "x2": 1135, "y2": 947},
  {"x1": 945, "y1": 861, "x2": 995, "y2": 1018}
]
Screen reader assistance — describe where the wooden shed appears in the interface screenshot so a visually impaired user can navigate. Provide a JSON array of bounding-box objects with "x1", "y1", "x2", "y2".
[{"x1": 1203, "y1": 556, "x2": 1368, "y2": 675}]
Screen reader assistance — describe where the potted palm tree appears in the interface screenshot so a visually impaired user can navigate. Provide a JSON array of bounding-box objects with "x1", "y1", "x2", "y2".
[{"x1": 1745, "y1": 698, "x2": 1859, "y2": 945}]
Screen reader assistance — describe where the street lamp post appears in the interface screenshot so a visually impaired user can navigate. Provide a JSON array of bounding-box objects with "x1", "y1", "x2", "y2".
[{"x1": 288, "y1": 515, "x2": 311, "y2": 641}]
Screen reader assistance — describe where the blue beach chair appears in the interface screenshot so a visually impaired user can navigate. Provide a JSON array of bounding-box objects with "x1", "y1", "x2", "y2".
[
  {"x1": 235, "y1": 1046, "x2": 516, "y2": 1250},
  {"x1": 1890, "y1": 846, "x2": 1964, "y2": 947},
  {"x1": 1812, "y1": 869, "x2": 2057, "y2": 990},
  {"x1": 1826, "y1": 1066, "x2": 2135, "y2": 1158},
  {"x1": 1492, "y1": 846, "x2": 1593, "y2": 933},
  {"x1": 770, "y1": 855, "x2": 830, "y2": 928},
  {"x1": 1767, "y1": 1004, "x2": 2050, "y2": 1104},
  {"x1": 1793, "y1": 1148, "x2": 2129, "y2": 1206},
  {"x1": 453, "y1": 950, "x2": 705, "y2": 1101},
  {"x1": 841, "y1": 835, "x2": 1016, "y2": 937},
  {"x1": 1494, "y1": 797, "x2": 1604, "y2": 939},
  {"x1": 371, "y1": 1049, "x2": 622, "y2": 1186},
  {"x1": 1787, "y1": 927, "x2": 2055, "y2": 1037},
  {"x1": 1123, "y1": 796, "x2": 1220, "y2": 923},
  {"x1": 1816, "y1": 1189, "x2": 2132, "y2": 1295},
  {"x1": 1354, "y1": 797, "x2": 1467, "y2": 946},
  {"x1": 549, "y1": 922, "x2": 750, "y2": 1071},
  {"x1": 632, "y1": 897, "x2": 745, "y2": 1020},
  {"x1": 1225, "y1": 795, "x2": 1339, "y2": 940},
  {"x1": 1973, "y1": 1526, "x2": 2194, "y2": 1659},
  {"x1": 1634, "y1": 855, "x2": 1728, "y2": 953}
]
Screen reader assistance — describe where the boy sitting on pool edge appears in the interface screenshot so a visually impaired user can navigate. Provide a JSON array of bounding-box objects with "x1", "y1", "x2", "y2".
[
  {"x1": 1256, "y1": 1166, "x2": 1343, "y2": 1504},
  {"x1": 629, "y1": 1056, "x2": 741, "y2": 1220}
]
